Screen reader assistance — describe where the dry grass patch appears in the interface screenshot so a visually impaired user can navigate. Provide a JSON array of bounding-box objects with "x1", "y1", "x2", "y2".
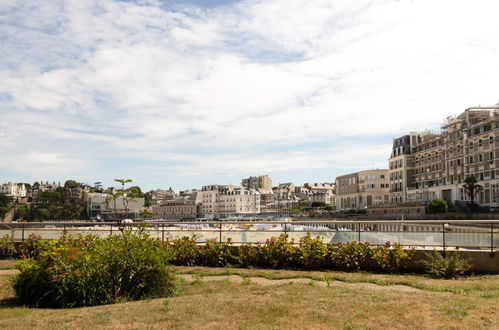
[
  {"x1": 0, "y1": 280, "x2": 497, "y2": 329},
  {"x1": 0, "y1": 260, "x2": 16, "y2": 270},
  {"x1": 172, "y1": 265, "x2": 499, "y2": 297}
]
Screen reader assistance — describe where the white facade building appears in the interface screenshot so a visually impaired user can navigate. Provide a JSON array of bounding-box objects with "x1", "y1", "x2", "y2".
[
  {"x1": 196, "y1": 185, "x2": 261, "y2": 219},
  {"x1": 0, "y1": 182, "x2": 27, "y2": 198}
]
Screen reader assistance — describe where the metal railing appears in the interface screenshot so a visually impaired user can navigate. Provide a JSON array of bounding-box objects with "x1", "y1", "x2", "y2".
[{"x1": 1, "y1": 219, "x2": 498, "y2": 254}]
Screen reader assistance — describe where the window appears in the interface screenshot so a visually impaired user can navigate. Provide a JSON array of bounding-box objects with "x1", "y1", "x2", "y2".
[{"x1": 380, "y1": 175, "x2": 385, "y2": 179}]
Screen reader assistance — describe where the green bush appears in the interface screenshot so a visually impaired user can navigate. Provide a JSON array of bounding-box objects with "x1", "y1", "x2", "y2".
[
  {"x1": 258, "y1": 234, "x2": 298, "y2": 269},
  {"x1": 238, "y1": 243, "x2": 260, "y2": 268},
  {"x1": 12, "y1": 233, "x2": 175, "y2": 308},
  {"x1": 0, "y1": 234, "x2": 17, "y2": 259},
  {"x1": 19, "y1": 234, "x2": 52, "y2": 259},
  {"x1": 297, "y1": 233, "x2": 328, "y2": 270},
  {"x1": 371, "y1": 242, "x2": 415, "y2": 273},
  {"x1": 426, "y1": 198, "x2": 448, "y2": 214},
  {"x1": 329, "y1": 241, "x2": 372, "y2": 271},
  {"x1": 422, "y1": 251, "x2": 471, "y2": 279},
  {"x1": 167, "y1": 236, "x2": 199, "y2": 266},
  {"x1": 197, "y1": 239, "x2": 239, "y2": 267}
]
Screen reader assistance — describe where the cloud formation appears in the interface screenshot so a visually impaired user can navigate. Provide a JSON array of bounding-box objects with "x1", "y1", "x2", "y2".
[{"x1": 1, "y1": 0, "x2": 499, "y2": 189}]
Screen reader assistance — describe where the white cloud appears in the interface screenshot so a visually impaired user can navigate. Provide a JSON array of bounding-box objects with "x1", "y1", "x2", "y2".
[{"x1": 1, "y1": 0, "x2": 499, "y2": 189}]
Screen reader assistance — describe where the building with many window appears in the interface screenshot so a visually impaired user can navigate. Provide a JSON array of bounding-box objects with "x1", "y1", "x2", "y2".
[
  {"x1": 335, "y1": 170, "x2": 389, "y2": 210},
  {"x1": 195, "y1": 185, "x2": 261, "y2": 219},
  {"x1": 151, "y1": 200, "x2": 200, "y2": 220},
  {"x1": 389, "y1": 106, "x2": 499, "y2": 207}
]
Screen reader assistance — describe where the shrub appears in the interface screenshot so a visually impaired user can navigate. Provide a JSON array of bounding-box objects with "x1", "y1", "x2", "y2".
[
  {"x1": 238, "y1": 243, "x2": 260, "y2": 268},
  {"x1": 329, "y1": 241, "x2": 372, "y2": 271},
  {"x1": 422, "y1": 251, "x2": 471, "y2": 279},
  {"x1": 297, "y1": 233, "x2": 328, "y2": 270},
  {"x1": 0, "y1": 234, "x2": 17, "y2": 259},
  {"x1": 371, "y1": 242, "x2": 415, "y2": 273},
  {"x1": 12, "y1": 233, "x2": 175, "y2": 308},
  {"x1": 197, "y1": 239, "x2": 239, "y2": 267},
  {"x1": 426, "y1": 198, "x2": 448, "y2": 214},
  {"x1": 258, "y1": 234, "x2": 297, "y2": 269},
  {"x1": 19, "y1": 234, "x2": 52, "y2": 259},
  {"x1": 166, "y1": 236, "x2": 198, "y2": 266}
]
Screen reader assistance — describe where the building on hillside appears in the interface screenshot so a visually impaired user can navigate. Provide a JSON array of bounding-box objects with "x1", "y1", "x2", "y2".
[
  {"x1": 335, "y1": 170, "x2": 389, "y2": 210},
  {"x1": 389, "y1": 106, "x2": 499, "y2": 207},
  {"x1": 303, "y1": 182, "x2": 335, "y2": 205},
  {"x1": 31, "y1": 181, "x2": 60, "y2": 197},
  {"x1": 0, "y1": 182, "x2": 27, "y2": 199},
  {"x1": 151, "y1": 200, "x2": 200, "y2": 220},
  {"x1": 149, "y1": 188, "x2": 176, "y2": 204},
  {"x1": 241, "y1": 175, "x2": 272, "y2": 193},
  {"x1": 87, "y1": 193, "x2": 145, "y2": 220},
  {"x1": 195, "y1": 185, "x2": 260, "y2": 219}
]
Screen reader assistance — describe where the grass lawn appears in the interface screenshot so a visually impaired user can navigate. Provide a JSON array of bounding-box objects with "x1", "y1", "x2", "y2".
[{"x1": 0, "y1": 262, "x2": 497, "y2": 329}]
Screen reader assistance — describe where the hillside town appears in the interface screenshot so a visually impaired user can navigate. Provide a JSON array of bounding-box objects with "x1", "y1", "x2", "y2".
[{"x1": 2, "y1": 106, "x2": 499, "y2": 222}]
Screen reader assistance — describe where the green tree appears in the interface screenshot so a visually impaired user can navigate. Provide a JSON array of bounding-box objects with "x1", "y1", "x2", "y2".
[
  {"x1": 64, "y1": 180, "x2": 80, "y2": 189},
  {"x1": 0, "y1": 194, "x2": 12, "y2": 207},
  {"x1": 311, "y1": 201, "x2": 326, "y2": 208},
  {"x1": 426, "y1": 198, "x2": 447, "y2": 214},
  {"x1": 463, "y1": 175, "x2": 483, "y2": 206}
]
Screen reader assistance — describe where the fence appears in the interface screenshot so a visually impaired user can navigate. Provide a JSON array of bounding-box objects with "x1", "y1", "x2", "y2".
[{"x1": 1, "y1": 220, "x2": 498, "y2": 254}]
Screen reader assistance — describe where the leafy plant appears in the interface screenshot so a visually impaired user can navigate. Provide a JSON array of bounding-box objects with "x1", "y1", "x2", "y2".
[
  {"x1": 297, "y1": 233, "x2": 328, "y2": 270},
  {"x1": 19, "y1": 234, "x2": 52, "y2": 259},
  {"x1": 422, "y1": 251, "x2": 471, "y2": 279},
  {"x1": 197, "y1": 239, "x2": 239, "y2": 267},
  {"x1": 166, "y1": 236, "x2": 199, "y2": 266},
  {"x1": 426, "y1": 198, "x2": 448, "y2": 214},
  {"x1": 371, "y1": 242, "x2": 415, "y2": 273},
  {"x1": 12, "y1": 232, "x2": 175, "y2": 308},
  {"x1": 0, "y1": 234, "x2": 17, "y2": 259},
  {"x1": 329, "y1": 241, "x2": 372, "y2": 271},
  {"x1": 258, "y1": 234, "x2": 298, "y2": 269}
]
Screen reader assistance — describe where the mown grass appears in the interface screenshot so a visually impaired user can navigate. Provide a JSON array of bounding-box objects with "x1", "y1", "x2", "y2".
[{"x1": 0, "y1": 263, "x2": 497, "y2": 329}]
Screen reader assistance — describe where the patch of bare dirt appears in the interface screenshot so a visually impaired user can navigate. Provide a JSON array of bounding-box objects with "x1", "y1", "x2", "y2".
[{"x1": 176, "y1": 274, "x2": 420, "y2": 292}]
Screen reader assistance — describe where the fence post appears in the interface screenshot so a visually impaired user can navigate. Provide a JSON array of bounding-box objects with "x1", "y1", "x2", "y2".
[
  {"x1": 358, "y1": 223, "x2": 361, "y2": 242},
  {"x1": 219, "y1": 223, "x2": 222, "y2": 243},
  {"x1": 162, "y1": 223, "x2": 165, "y2": 242},
  {"x1": 22, "y1": 224, "x2": 25, "y2": 242},
  {"x1": 442, "y1": 223, "x2": 446, "y2": 256},
  {"x1": 491, "y1": 223, "x2": 495, "y2": 257},
  {"x1": 110, "y1": 224, "x2": 113, "y2": 236}
]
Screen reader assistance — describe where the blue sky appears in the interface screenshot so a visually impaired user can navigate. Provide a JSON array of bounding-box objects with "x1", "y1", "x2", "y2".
[{"x1": 1, "y1": 0, "x2": 499, "y2": 191}]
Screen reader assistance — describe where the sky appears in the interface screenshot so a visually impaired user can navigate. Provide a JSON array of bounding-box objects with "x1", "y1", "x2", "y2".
[{"x1": 1, "y1": 0, "x2": 499, "y2": 191}]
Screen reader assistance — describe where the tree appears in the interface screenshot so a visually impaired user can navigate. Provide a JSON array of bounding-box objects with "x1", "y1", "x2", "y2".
[
  {"x1": 426, "y1": 199, "x2": 447, "y2": 214},
  {"x1": 64, "y1": 180, "x2": 79, "y2": 189},
  {"x1": 107, "y1": 179, "x2": 135, "y2": 232},
  {"x1": 463, "y1": 175, "x2": 483, "y2": 206},
  {"x1": 0, "y1": 194, "x2": 12, "y2": 208}
]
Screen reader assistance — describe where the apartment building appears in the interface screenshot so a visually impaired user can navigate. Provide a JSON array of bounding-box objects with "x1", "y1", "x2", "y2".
[
  {"x1": 241, "y1": 175, "x2": 272, "y2": 193},
  {"x1": 149, "y1": 188, "x2": 176, "y2": 204},
  {"x1": 151, "y1": 200, "x2": 200, "y2": 220},
  {"x1": 335, "y1": 170, "x2": 389, "y2": 210},
  {"x1": 303, "y1": 182, "x2": 335, "y2": 205},
  {"x1": 390, "y1": 106, "x2": 499, "y2": 207},
  {"x1": 195, "y1": 185, "x2": 261, "y2": 219}
]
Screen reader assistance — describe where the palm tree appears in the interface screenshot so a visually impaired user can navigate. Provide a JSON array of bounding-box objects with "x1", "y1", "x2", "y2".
[
  {"x1": 115, "y1": 179, "x2": 132, "y2": 194},
  {"x1": 463, "y1": 175, "x2": 483, "y2": 206}
]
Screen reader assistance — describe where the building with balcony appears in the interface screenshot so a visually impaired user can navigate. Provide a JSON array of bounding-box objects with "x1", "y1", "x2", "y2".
[
  {"x1": 335, "y1": 170, "x2": 389, "y2": 210},
  {"x1": 390, "y1": 106, "x2": 499, "y2": 207}
]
